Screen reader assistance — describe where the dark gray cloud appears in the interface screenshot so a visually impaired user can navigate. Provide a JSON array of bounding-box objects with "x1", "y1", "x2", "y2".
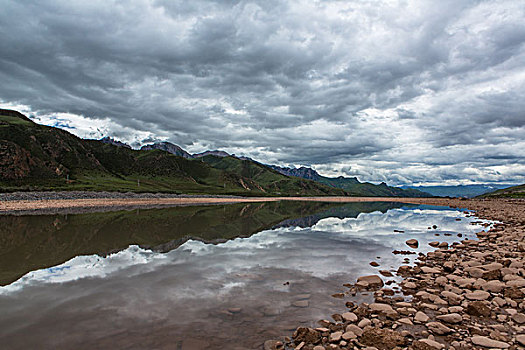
[{"x1": 1, "y1": 0, "x2": 524, "y2": 185}]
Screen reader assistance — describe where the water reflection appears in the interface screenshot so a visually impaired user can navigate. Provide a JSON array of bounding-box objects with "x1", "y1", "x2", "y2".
[
  {"x1": 0, "y1": 202, "x2": 490, "y2": 350},
  {"x1": 0, "y1": 201, "x2": 403, "y2": 286}
]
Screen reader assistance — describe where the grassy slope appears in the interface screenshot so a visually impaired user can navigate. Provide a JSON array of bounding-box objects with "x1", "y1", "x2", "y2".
[
  {"x1": 478, "y1": 184, "x2": 525, "y2": 198},
  {"x1": 317, "y1": 176, "x2": 430, "y2": 197},
  {"x1": 199, "y1": 155, "x2": 348, "y2": 196},
  {"x1": 0, "y1": 110, "x2": 345, "y2": 196}
]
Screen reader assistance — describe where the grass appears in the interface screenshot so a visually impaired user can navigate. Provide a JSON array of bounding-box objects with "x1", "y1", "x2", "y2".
[{"x1": 0, "y1": 115, "x2": 33, "y2": 126}]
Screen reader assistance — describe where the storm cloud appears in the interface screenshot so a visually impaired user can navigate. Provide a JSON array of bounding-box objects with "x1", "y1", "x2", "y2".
[{"x1": 1, "y1": 0, "x2": 524, "y2": 185}]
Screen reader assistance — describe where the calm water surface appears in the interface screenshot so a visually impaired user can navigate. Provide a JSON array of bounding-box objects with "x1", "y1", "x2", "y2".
[{"x1": 0, "y1": 201, "x2": 490, "y2": 349}]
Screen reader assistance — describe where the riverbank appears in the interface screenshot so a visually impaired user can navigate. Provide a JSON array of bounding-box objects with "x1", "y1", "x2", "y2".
[
  {"x1": 265, "y1": 198, "x2": 524, "y2": 350},
  {"x1": 0, "y1": 192, "x2": 500, "y2": 215}
]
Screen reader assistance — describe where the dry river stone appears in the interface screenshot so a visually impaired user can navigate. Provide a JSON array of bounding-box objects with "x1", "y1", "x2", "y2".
[
  {"x1": 426, "y1": 322, "x2": 453, "y2": 335},
  {"x1": 415, "y1": 311, "x2": 430, "y2": 323},
  {"x1": 516, "y1": 335, "x2": 525, "y2": 346},
  {"x1": 342, "y1": 312, "x2": 358, "y2": 322},
  {"x1": 436, "y1": 313, "x2": 462, "y2": 324},
  {"x1": 330, "y1": 331, "x2": 342, "y2": 342},
  {"x1": 465, "y1": 290, "x2": 490, "y2": 300},
  {"x1": 471, "y1": 336, "x2": 510, "y2": 348},
  {"x1": 369, "y1": 303, "x2": 394, "y2": 313}
]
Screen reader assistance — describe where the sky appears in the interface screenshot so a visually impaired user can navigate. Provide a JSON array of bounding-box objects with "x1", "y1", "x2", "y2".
[{"x1": 1, "y1": 0, "x2": 524, "y2": 186}]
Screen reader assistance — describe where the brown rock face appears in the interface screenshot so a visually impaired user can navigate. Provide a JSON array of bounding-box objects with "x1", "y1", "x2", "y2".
[
  {"x1": 292, "y1": 327, "x2": 321, "y2": 345},
  {"x1": 360, "y1": 328, "x2": 407, "y2": 350},
  {"x1": 0, "y1": 141, "x2": 36, "y2": 180}
]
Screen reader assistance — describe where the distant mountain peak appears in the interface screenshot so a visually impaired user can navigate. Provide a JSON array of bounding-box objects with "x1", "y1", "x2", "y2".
[
  {"x1": 268, "y1": 165, "x2": 321, "y2": 180},
  {"x1": 193, "y1": 150, "x2": 231, "y2": 158},
  {"x1": 100, "y1": 136, "x2": 131, "y2": 149},
  {"x1": 141, "y1": 141, "x2": 192, "y2": 159}
]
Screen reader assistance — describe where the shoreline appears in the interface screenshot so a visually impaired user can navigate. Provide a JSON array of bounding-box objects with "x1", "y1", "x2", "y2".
[
  {"x1": 267, "y1": 198, "x2": 525, "y2": 350},
  {"x1": 0, "y1": 192, "x2": 495, "y2": 215}
]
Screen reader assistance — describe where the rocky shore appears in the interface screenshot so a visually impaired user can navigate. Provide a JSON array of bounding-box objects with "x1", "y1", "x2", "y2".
[{"x1": 265, "y1": 199, "x2": 525, "y2": 350}]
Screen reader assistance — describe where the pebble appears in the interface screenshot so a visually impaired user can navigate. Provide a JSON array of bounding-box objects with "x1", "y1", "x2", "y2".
[
  {"x1": 465, "y1": 290, "x2": 490, "y2": 300},
  {"x1": 341, "y1": 312, "x2": 358, "y2": 322},
  {"x1": 415, "y1": 311, "x2": 430, "y2": 323},
  {"x1": 436, "y1": 313, "x2": 462, "y2": 324}
]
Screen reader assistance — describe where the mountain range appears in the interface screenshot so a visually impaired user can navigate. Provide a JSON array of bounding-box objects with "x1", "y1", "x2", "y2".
[
  {"x1": 401, "y1": 184, "x2": 516, "y2": 198},
  {"x1": 0, "y1": 108, "x2": 428, "y2": 197}
]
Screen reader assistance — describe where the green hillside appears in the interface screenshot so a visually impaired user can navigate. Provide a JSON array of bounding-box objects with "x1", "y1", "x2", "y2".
[
  {"x1": 478, "y1": 184, "x2": 525, "y2": 198},
  {"x1": 317, "y1": 176, "x2": 429, "y2": 197},
  {"x1": 0, "y1": 109, "x2": 345, "y2": 196},
  {"x1": 199, "y1": 155, "x2": 347, "y2": 196}
]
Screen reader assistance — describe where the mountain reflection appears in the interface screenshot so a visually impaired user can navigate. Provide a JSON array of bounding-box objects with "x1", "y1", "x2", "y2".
[{"x1": 0, "y1": 201, "x2": 405, "y2": 286}]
